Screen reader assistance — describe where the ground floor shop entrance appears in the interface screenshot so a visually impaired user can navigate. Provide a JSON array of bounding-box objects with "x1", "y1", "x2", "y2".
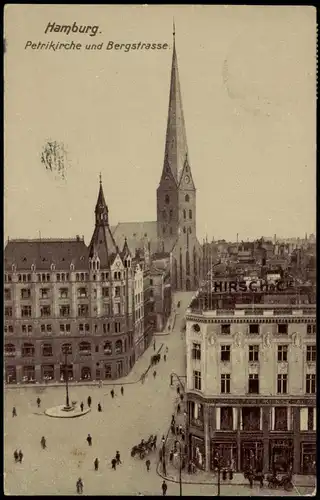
[
  {"x1": 270, "y1": 439, "x2": 293, "y2": 473},
  {"x1": 301, "y1": 443, "x2": 316, "y2": 474},
  {"x1": 211, "y1": 442, "x2": 237, "y2": 470},
  {"x1": 241, "y1": 441, "x2": 263, "y2": 471},
  {"x1": 190, "y1": 435, "x2": 205, "y2": 470}
]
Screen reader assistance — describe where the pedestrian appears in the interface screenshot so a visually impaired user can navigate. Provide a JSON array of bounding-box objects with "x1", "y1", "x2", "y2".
[
  {"x1": 12, "y1": 406, "x2": 17, "y2": 417},
  {"x1": 162, "y1": 480, "x2": 168, "y2": 496},
  {"x1": 98, "y1": 380, "x2": 102, "y2": 388},
  {"x1": 170, "y1": 374, "x2": 173, "y2": 386},
  {"x1": 94, "y1": 458, "x2": 99, "y2": 471},
  {"x1": 40, "y1": 436, "x2": 46, "y2": 449},
  {"x1": 177, "y1": 404, "x2": 181, "y2": 413},
  {"x1": 18, "y1": 450, "x2": 23, "y2": 463},
  {"x1": 121, "y1": 386, "x2": 124, "y2": 396},
  {"x1": 176, "y1": 425, "x2": 179, "y2": 435},
  {"x1": 111, "y1": 457, "x2": 117, "y2": 470},
  {"x1": 141, "y1": 374, "x2": 145, "y2": 384},
  {"x1": 171, "y1": 423, "x2": 175, "y2": 435},
  {"x1": 145, "y1": 459, "x2": 151, "y2": 472},
  {"x1": 181, "y1": 430, "x2": 185, "y2": 441},
  {"x1": 153, "y1": 370, "x2": 157, "y2": 379},
  {"x1": 153, "y1": 341, "x2": 156, "y2": 351},
  {"x1": 116, "y1": 451, "x2": 122, "y2": 464},
  {"x1": 166, "y1": 346, "x2": 168, "y2": 354},
  {"x1": 76, "y1": 477, "x2": 83, "y2": 494},
  {"x1": 111, "y1": 389, "x2": 115, "y2": 398},
  {"x1": 176, "y1": 386, "x2": 180, "y2": 395},
  {"x1": 179, "y1": 425, "x2": 182, "y2": 435},
  {"x1": 13, "y1": 450, "x2": 18, "y2": 463},
  {"x1": 36, "y1": 397, "x2": 41, "y2": 408},
  {"x1": 169, "y1": 449, "x2": 174, "y2": 462},
  {"x1": 171, "y1": 414, "x2": 175, "y2": 424},
  {"x1": 159, "y1": 448, "x2": 163, "y2": 461},
  {"x1": 183, "y1": 410, "x2": 187, "y2": 419},
  {"x1": 161, "y1": 435, "x2": 165, "y2": 446},
  {"x1": 80, "y1": 402, "x2": 84, "y2": 412},
  {"x1": 180, "y1": 393, "x2": 184, "y2": 402},
  {"x1": 97, "y1": 402, "x2": 102, "y2": 412},
  {"x1": 87, "y1": 396, "x2": 92, "y2": 408},
  {"x1": 86, "y1": 434, "x2": 92, "y2": 446},
  {"x1": 164, "y1": 354, "x2": 167, "y2": 362}
]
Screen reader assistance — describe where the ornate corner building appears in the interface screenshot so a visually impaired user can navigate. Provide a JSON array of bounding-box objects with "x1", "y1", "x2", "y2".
[
  {"x1": 185, "y1": 290, "x2": 316, "y2": 475},
  {"x1": 4, "y1": 179, "x2": 151, "y2": 384}
]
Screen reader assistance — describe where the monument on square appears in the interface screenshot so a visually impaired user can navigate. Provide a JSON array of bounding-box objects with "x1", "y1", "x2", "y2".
[{"x1": 44, "y1": 346, "x2": 91, "y2": 418}]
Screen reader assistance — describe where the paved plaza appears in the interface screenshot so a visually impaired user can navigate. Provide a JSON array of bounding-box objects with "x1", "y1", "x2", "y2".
[{"x1": 4, "y1": 292, "x2": 316, "y2": 496}]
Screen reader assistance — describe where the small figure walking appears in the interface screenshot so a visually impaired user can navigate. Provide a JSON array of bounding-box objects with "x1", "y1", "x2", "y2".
[
  {"x1": 116, "y1": 451, "x2": 122, "y2": 464},
  {"x1": 87, "y1": 396, "x2": 92, "y2": 408},
  {"x1": 177, "y1": 386, "x2": 180, "y2": 395},
  {"x1": 12, "y1": 406, "x2": 17, "y2": 417},
  {"x1": 94, "y1": 458, "x2": 99, "y2": 471},
  {"x1": 165, "y1": 346, "x2": 168, "y2": 354},
  {"x1": 76, "y1": 477, "x2": 83, "y2": 494},
  {"x1": 162, "y1": 480, "x2": 168, "y2": 496},
  {"x1": 180, "y1": 393, "x2": 184, "y2": 402},
  {"x1": 121, "y1": 386, "x2": 124, "y2": 396},
  {"x1": 177, "y1": 404, "x2": 181, "y2": 414},
  {"x1": 153, "y1": 340, "x2": 156, "y2": 351},
  {"x1": 111, "y1": 389, "x2": 115, "y2": 399},
  {"x1": 36, "y1": 397, "x2": 41, "y2": 408},
  {"x1": 179, "y1": 425, "x2": 182, "y2": 435},
  {"x1": 86, "y1": 434, "x2": 92, "y2": 446},
  {"x1": 80, "y1": 402, "x2": 84, "y2": 412},
  {"x1": 161, "y1": 435, "x2": 165, "y2": 446},
  {"x1": 169, "y1": 449, "x2": 174, "y2": 462},
  {"x1": 40, "y1": 436, "x2": 46, "y2": 449},
  {"x1": 111, "y1": 457, "x2": 117, "y2": 470},
  {"x1": 153, "y1": 370, "x2": 157, "y2": 379},
  {"x1": 18, "y1": 450, "x2": 23, "y2": 463},
  {"x1": 171, "y1": 414, "x2": 175, "y2": 425},
  {"x1": 98, "y1": 380, "x2": 102, "y2": 388},
  {"x1": 13, "y1": 450, "x2": 18, "y2": 463},
  {"x1": 164, "y1": 354, "x2": 167, "y2": 362},
  {"x1": 146, "y1": 459, "x2": 151, "y2": 471},
  {"x1": 97, "y1": 403, "x2": 102, "y2": 412}
]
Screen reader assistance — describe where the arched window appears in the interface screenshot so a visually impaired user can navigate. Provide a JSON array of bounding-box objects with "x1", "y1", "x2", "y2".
[
  {"x1": 186, "y1": 250, "x2": 190, "y2": 275},
  {"x1": 79, "y1": 341, "x2": 91, "y2": 355},
  {"x1": 165, "y1": 195, "x2": 170, "y2": 204},
  {"x1": 185, "y1": 194, "x2": 190, "y2": 202},
  {"x1": 41, "y1": 343, "x2": 53, "y2": 357},
  {"x1": 5, "y1": 343, "x2": 16, "y2": 357},
  {"x1": 183, "y1": 209, "x2": 186, "y2": 220},
  {"x1": 81, "y1": 366, "x2": 91, "y2": 380},
  {"x1": 21, "y1": 342, "x2": 35, "y2": 357},
  {"x1": 104, "y1": 341, "x2": 112, "y2": 355},
  {"x1": 189, "y1": 209, "x2": 192, "y2": 219},
  {"x1": 61, "y1": 343, "x2": 72, "y2": 355},
  {"x1": 115, "y1": 340, "x2": 123, "y2": 354}
]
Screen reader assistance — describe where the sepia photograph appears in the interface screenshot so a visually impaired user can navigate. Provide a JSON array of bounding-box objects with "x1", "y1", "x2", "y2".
[{"x1": 4, "y1": 4, "x2": 316, "y2": 496}]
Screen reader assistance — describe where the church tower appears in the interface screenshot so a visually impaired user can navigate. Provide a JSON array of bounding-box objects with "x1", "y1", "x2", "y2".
[{"x1": 157, "y1": 25, "x2": 201, "y2": 291}]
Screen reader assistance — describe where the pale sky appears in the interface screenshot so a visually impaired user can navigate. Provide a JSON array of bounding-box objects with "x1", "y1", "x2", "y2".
[{"x1": 4, "y1": 5, "x2": 317, "y2": 243}]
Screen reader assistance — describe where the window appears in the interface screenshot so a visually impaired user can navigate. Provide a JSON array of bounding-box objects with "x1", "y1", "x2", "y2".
[
  {"x1": 105, "y1": 365, "x2": 112, "y2": 379},
  {"x1": 192, "y1": 343, "x2": 201, "y2": 360},
  {"x1": 21, "y1": 306, "x2": 32, "y2": 318},
  {"x1": 242, "y1": 407, "x2": 261, "y2": 431},
  {"x1": 79, "y1": 341, "x2": 91, "y2": 355},
  {"x1": 78, "y1": 305, "x2": 89, "y2": 317},
  {"x1": 59, "y1": 288, "x2": 68, "y2": 299},
  {"x1": 307, "y1": 324, "x2": 316, "y2": 335},
  {"x1": 40, "y1": 306, "x2": 51, "y2": 317},
  {"x1": 78, "y1": 323, "x2": 90, "y2": 333},
  {"x1": 40, "y1": 324, "x2": 52, "y2": 333},
  {"x1": 114, "y1": 272, "x2": 121, "y2": 280},
  {"x1": 221, "y1": 345, "x2": 231, "y2": 362},
  {"x1": 61, "y1": 343, "x2": 72, "y2": 355},
  {"x1": 307, "y1": 408, "x2": 315, "y2": 430},
  {"x1": 221, "y1": 374, "x2": 231, "y2": 394},
  {"x1": 103, "y1": 323, "x2": 110, "y2": 334},
  {"x1": 21, "y1": 342, "x2": 35, "y2": 357},
  {"x1": 115, "y1": 303, "x2": 121, "y2": 315},
  {"x1": 102, "y1": 287, "x2": 109, "y2": 298},
  {"x1": 104, "y1": 341, "x2": 112, "y2": 355},
  {"x1": 221, "y1": 324, "x2": 231, "y2": 335},
  {"x1": 274, "y1": 407, "x2": 288, "y2": 431},
  {"x1": 183, "y1": 209, "x2": 186, "y2": 220},
  {"x1": 278, "y1": 324, "x2": 288, "y2": 334},
  {"x1": 165, "y1": 194, "x2": 170, "y2": 204},
  {"x1": 150, "y1": 279, "x2": 153, "y2": 286},
  {"x1": 149, "y1": 289, "x2": 154, "y2": 297},
  {"x1": 277, "y1": 374, "x2": 288, "y2": 394},
  {"x1": 22, "y1": 324, "x2": 32, "y2": 333},
  {"x1": 42, "y1": 343, "x2": 53, "y2": 357},
  {"x1": 115, "y1": 322, "x2": 121, "y2": 333},
  {"x1": 220, "y1": 407, "x2": 233, "y2": 430},
  {"x1": 60, "y1": 324, "x2": 71, "y2": 333},
  {"x1": 249, "y1": 345, "x2": 259, "y2": 362},
  {"x1": 40, "y1": 288, "x2": 49, "y2": 299},
  {"x1": 169, "y1": 209, "x2": 173, "y2": 220},
  {"x1": 249, "y1": 324, "x2": 259, "y2": 334},
  {"x1": 306, "y1": 345, "x2": 316, "y2": 362},
  {"x1": 115, "y1": 340, "x2": 123, "y2": 354},
  {"x1": 5, "y1": 343, "x2": 16, "y2": 356},
  {"x1": 115, "y1": 286, "x2": 121, "y2": 297},
  {"x1": 4, "y1": 325, "x2": 14, "y2": 334},
  {"x1": 185, "y1": 194, "x2": 190, "y2": 202},
  {"x1": 193, "y1": 324, "x2": 201, "y2": 333},
  {"x1": 193, "y1": 370, "x2": 202, "y2": 391},
  {"x1": 306, "y1": 374, "x2": 316, "y2": 394},
  {"x1": 60, "y1": 305, "x2": 70, "y2": 317},
  {"x1": 277, "y1": 345, "x2": 288, "y2": 362},
  {"x1": 78, "y1": 287, "x2": 87, "y2": 298},
  {"x1": 21, "y1": 288, "x2": 31, "y2": 299},
  {"x1": 248, "y1": 374, "x2": 259, "y2": 394},
  {"x1": 5, "y1": 288, "x2": 11, "y2": 300},
  {"x1": 189, "y1": 209, "x2": 192, "y2": 219},
  {"x1": 5, "y1": 307, "x2": 13, "y2": 318}
]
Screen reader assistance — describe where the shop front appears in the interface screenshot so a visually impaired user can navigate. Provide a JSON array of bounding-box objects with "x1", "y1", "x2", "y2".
[
  {"x1": 241, "y1": 440, "x2": 264, "y2": 471},
  {"x1": 211, "y1": 442, "x2": 238, "y2": 470},
  {"x1": 301, "y1": 443, "x2": 316, "y2": 474},
  {"x1": 189, "y1": 435, "x2": 205, "y2": 470},
  {"x1": 5, "y1": 365, "x2": 17, "y2": 384},
  {"x1": 270, "y1": 439, "x2": 293, "y2": 473},
  {"x1": 41, "y1": 364, "x2": 54, "y2": 381}
]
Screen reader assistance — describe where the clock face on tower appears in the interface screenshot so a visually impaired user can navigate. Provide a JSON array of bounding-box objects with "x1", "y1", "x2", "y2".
[{"x1": 184, "y1": 175, "x2": 190, "y2": 184}]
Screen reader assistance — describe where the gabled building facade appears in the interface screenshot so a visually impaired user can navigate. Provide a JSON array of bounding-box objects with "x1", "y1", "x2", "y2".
[{"x1": 4, "y1": 179, "x2": 148, "y2": 384}]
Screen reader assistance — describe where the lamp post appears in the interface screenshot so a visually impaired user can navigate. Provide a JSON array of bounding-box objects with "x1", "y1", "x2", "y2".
[
  {"x1": 214, "y1": 453, "x2": 221, "y2": 497},
  {"x1": 62, "y1": 346, "x2": 70, "y2": 408},
  {"x1": 176, "y1": 440, "x2": 183, "y2": 496}
]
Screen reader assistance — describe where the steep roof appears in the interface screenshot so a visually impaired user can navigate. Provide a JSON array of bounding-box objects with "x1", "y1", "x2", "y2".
[
  {"x1": 4, "y1": 238, "x2": 89, "y2": 271},
  {"x1": 112, "y1": 221, "x2": 159, "y2": 255}
]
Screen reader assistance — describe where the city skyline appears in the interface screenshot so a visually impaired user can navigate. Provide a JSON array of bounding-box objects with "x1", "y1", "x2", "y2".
[{"x1": 5, "y1": 5, "x2": 316, "y2": 243}]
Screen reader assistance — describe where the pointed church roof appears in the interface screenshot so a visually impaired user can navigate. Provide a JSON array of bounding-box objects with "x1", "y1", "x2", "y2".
[
  {"x1": 95, "y1": 173, "x2": 108, "y2": 214},
  {"x1": 164, "y1": 28, "x2": 189, "y2": 184}
]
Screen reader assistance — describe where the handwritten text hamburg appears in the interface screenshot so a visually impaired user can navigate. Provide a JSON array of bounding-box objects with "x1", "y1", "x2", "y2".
[{"x1": 24, "y1": 22, "x2": 169, "y2": 52}]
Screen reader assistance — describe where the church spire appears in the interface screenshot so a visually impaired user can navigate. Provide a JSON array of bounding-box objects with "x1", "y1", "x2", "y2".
[
  {"x1": 163, "y1": 23, "x2": 189, "y2": 184},
  {"x1": 95, "y1": 174, "x2": 109, "y2": 226}
]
